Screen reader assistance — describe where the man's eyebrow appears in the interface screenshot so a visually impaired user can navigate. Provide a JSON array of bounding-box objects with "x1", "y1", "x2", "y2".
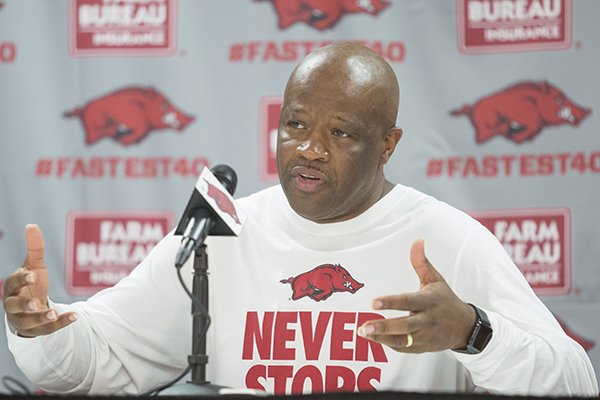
[
  {"x1": 287, "y1": 104, "x2": 309, "y2": 113},
  {"x1": 330, "y1": 114, "x2": 367, "y2": 129},
  {"x1": 330, "y1": 114, "x2": 352, "y2": 123}
]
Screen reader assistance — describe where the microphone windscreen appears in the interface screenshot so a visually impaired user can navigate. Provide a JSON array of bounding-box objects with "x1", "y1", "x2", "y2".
[{"x1": 210, "y1": 164, "x2": 237, "y2": 196}]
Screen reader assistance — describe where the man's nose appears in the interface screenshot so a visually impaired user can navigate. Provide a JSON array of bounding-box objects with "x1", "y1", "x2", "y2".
[{"x1": 296, "y1": 134, "x2": 329, "y2": 161}]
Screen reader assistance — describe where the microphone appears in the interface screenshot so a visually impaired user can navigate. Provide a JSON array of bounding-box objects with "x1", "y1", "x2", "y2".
[{"x1": 174, "y1": 164, "x2": 238, "y2": 269}]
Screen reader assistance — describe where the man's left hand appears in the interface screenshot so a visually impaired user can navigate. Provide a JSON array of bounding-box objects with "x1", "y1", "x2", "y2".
[{"x1": 357, "y1": 239, "x2": 476, "y2": 353}]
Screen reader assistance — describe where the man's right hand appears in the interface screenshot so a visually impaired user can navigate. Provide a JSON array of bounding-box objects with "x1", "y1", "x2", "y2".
[{"x1": 3, "y1": 224, "x2": 77, "y2": 337}]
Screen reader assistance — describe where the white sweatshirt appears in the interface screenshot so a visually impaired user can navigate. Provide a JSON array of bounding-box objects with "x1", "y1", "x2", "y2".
[{"x1": 6, "y1": 184, "x2": 598, "y2": 396}]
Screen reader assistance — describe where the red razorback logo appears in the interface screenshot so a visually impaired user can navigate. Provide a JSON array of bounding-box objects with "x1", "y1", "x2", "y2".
[
  {"x1": 64, "y1": 86, "x2": 194, "y2": 146},
  {"x1": 450, "y1": 81, "x2": 591, "y2": 144},
  {"x1": 555, "y1": 316, "x2": 595, "y2": 352},
  {"x1": 204, "y1": 178, "x2": 241, "y2": 225},
  {"x1": 281, "y1": 263, "x2": 364, "y2": 302},
  {"x1": 258, "y1": 0, "x2": 390, "y2": 31}
]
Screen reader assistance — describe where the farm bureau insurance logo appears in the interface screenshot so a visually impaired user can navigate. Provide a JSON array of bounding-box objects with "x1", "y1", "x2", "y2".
[
  {"x1": 69, "y1": 0, "x2": 177, "y2": 56},
  {"x1": 457, "y1": 0, "x2": 572, "y2": 53},
  {"x1": 65, "y1": 210, "x2": 174, "y2": 295},
  {"x1": 470, "y1": 208, "x2": 571, "y2": 295}
]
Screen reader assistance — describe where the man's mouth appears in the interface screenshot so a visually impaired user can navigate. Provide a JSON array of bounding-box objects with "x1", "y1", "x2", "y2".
[
  {"x1": 300, "y1": 172, "x2": 318, "y2": 180},
  {"x1": 291, "y1": 166, "x2": 328, "y2": 192}
]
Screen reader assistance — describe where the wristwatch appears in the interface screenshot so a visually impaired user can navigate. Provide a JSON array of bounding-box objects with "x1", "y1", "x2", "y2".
[{"x1": 452, "y1": 304, "x2": 493, "y2": 354}]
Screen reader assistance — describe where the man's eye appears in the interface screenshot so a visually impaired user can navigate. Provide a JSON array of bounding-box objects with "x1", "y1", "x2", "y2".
[
  {"x1": 332, "y1": 129, "x2": 350, "y2": 138},
  {"x1": 287, "y1": 120, "x2": 305, "y2": 129}
]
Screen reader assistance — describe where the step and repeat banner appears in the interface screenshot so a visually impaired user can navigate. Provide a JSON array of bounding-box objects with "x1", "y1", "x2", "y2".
[{"x1": 1, "y1": 0, "x2": 599, "y2": 391}]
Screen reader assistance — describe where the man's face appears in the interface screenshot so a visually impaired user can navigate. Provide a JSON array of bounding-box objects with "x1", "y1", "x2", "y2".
[{"x1": 276, "y1": 77, "x2": 388, "y2": 223}]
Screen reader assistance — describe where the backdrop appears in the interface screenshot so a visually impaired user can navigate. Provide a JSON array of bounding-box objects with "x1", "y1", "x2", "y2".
[{"x1": 1, "y1": 0, "x2": 599, "y2": 392}]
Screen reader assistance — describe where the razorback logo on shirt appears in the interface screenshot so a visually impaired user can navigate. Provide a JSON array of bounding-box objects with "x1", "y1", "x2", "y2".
[{"x1": 280, "y1": 264, "x2": 364, "y2": 301}]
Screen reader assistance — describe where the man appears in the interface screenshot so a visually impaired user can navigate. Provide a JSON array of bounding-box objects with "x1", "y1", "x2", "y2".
[{"x1": 3, "y1": 43, "x2": 598, "y2": 396}]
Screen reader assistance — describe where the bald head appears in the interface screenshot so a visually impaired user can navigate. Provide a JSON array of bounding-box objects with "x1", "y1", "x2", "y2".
[
  {"x1": 285, "y1": 42, "x2": 400, "y2": 130},
  {"x1": 277, "y1": 42, "x2": 404, "y2": 223}
]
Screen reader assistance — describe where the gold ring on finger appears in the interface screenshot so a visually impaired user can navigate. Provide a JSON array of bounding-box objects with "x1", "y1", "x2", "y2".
[{"x1": 405, "y1": 333, "x2": 414, "y2": 348}]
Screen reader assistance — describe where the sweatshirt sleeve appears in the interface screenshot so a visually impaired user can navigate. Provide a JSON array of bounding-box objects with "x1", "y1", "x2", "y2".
[
  {"x1": 6, "y1": 232, "x2": 192, "y2": 395},
  {"x1": 450, "y1": 226, "x2": 598, "y2": 396},
  {"x1": 6, "y1": 301, "x2": 93, "y2": 390}
]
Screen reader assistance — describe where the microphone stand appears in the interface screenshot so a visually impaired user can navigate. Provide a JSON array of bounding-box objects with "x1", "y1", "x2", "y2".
[{"x1": 159, "y1": 244, "x2": 228, "y2": 396}]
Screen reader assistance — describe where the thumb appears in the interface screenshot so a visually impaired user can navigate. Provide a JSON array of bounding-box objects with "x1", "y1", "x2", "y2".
[
  {"x1": 24, "y1": 224, "x2": 46, "y2": 270},
  {"x1": 410, "y1": 239, "x2": 443, "y2": 288},
  {"x1": 23, "y1": 224, "x2": 50, "y2": 306}
]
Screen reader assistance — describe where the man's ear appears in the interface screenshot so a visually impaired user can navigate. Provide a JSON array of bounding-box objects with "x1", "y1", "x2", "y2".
[{"x1": 381, "y1": 127, "x2": 403, "y2": 164}]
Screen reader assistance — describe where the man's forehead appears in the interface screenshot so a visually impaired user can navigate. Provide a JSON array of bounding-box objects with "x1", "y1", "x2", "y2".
[
  {"x1": 294, "y1": 52, "x2": 378, "y2": 86},
  {"x1": 293, "y1": 52, "x2": 329, "y2": 81},
  {"x1": 286, "y1": 102, "x2": 356, "y2": 120},
  {"x1": 283, "y1": 100, "x2": 372, "y2": 130}
]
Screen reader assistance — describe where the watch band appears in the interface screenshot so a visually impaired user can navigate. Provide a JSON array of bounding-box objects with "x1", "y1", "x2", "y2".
[{"x1": 452, "y1": 303, "x2": 493, "y2": 355}]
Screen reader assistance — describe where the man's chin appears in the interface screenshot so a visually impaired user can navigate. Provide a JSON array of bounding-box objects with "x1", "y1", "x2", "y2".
[
  {"x1": 290, "y1": 201, "x2": 346, "y2": 224},
  {"x1": 288, "y1": 200, "x2": 326, "y2": 222},
  {"x1": 282, "y1": 182, "x2": 336, "y2": 222}
]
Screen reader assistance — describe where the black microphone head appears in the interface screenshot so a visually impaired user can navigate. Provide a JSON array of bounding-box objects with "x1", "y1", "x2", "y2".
[{"x1": 211, "y1": 164, "x2": 237, "y2": 195}]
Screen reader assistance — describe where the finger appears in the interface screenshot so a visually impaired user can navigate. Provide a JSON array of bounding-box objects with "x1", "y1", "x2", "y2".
[
  {"x1": 3, "y1": 295, "x2": 46, "y2": 314},
  {"x1": 358, "y1": 314, "x2": 425, "y2": 354},
  {"x1": 410, "y1": 239, "x2": 444, "y2": 287},
  {"x1": 16, "y1": 312, "x2": 78, "y2": 338},
  {"x1": 8, "y1": 308, "x2": 59, "y2": 331},
  {"x1": 365, "y1": 333, "x2": 418, "y2": 353},
  {"x1": 372, "y1": 292, "x2": 431, "y2": 312},
  {"x1": 24, "y1": 224, "x2": 46, "y2": 270},
  {"x1": 357, "y1": 313, "x2": 425, "y2": 338},
  {"x1": 3, "y1": 269, "x2": 36, "y2": 297}
]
